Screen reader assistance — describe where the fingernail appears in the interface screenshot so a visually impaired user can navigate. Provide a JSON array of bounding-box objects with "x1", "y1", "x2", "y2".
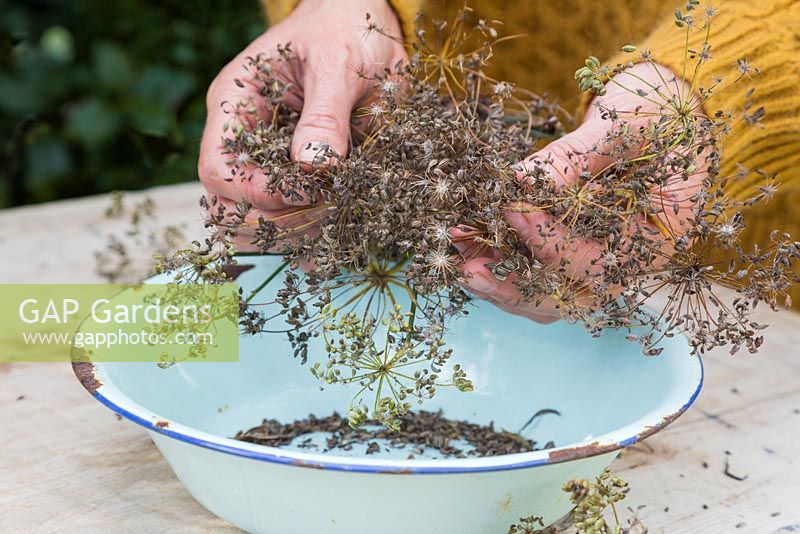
[
  {"x1": 463, "y1": 272, "x2": 496, "y2": 294},
  {"x1": 505, "y1": 211, "x2": 531, "y2": 238},
  {"x1": 297, "y1": 140, "x2": 331, "y2": 166}
]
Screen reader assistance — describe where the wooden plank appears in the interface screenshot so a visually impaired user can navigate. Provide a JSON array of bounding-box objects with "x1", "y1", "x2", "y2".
[
  {"x1": 0, "y1": 362, "x2": 238, "y2": 533},
  {"x1": 1, "y1": 184, "x2": 798, "y2": 533},
  {"x1": 0, "y1": 183, "x2": 205, "y2": 284}
]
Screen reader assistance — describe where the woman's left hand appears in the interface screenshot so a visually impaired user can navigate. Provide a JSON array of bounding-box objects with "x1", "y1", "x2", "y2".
[{"x1": 457, "y1": 63, "x2": 707, "y2": 323}]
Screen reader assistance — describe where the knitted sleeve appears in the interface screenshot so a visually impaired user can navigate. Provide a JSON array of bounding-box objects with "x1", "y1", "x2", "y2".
[
  {"x1": 598, "y1": 1, "x2": 800, "y2": 307},
  {"x1": 262, "y1": 0, "x2": 297, "y2": 24},
  {"x1": 601, "y1": 1, "x2": 800, "y2": 202},
  {"x1": 262, "y1": 0, "x2": 421, "y2": 40}
]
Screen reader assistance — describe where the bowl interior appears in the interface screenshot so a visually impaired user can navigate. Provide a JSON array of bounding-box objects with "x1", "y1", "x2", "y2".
[{"x1": 97, "y1": 255, "x2": 701, "y2": 461}]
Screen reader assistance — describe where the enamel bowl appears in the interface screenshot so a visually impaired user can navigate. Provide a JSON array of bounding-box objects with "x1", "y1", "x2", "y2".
[{"x1": 74, "y1": 255, "x2": 702, "y2": 534}]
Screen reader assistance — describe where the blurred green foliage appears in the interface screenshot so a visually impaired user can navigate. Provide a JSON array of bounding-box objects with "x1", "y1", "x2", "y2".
[{"x1": 0, "y1": 0, "x2": 265, "y2": 207}]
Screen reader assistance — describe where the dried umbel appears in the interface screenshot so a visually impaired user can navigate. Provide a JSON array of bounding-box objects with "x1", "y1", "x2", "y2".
[
  {"x1": 506, "y1": 467, "x2": 647, "y2": 533},
  {"x1": 562, "y1": 467, "x2": 647, "y2": 534},
  {"x1": 96, "y1": 192, "x2": 186, "y2": 283},
  {"x1": 507, "y1": 515, "x2": 553, "y2": 534},
  {"x1": 165, "y1": 4, "x2": 798, "y2": 428}
]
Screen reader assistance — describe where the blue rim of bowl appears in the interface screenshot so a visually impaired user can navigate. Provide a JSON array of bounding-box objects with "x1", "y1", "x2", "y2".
[{"x1": 73, "y1": 355, "x2": 703, "y2": 475}]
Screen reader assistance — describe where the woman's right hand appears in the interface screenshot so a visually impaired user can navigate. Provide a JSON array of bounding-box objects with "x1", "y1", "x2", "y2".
[{"x1": 198, "y1": 0, "x2": 407, "y2": 251}]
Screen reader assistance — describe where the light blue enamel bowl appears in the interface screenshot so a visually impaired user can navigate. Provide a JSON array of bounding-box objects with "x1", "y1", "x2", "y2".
[{"x1": 74, "y1": 255, "x2": 702, "y2": 533}]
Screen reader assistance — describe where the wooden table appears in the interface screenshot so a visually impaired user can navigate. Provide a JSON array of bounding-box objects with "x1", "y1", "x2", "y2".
[{"x1": 1, "y1": 183, "x2": 798, "y2": 533}]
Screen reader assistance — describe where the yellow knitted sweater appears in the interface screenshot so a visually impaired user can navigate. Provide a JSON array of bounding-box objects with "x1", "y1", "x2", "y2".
[{"x1": 264, "y1": 0, "x2": 800, "y2": 305}]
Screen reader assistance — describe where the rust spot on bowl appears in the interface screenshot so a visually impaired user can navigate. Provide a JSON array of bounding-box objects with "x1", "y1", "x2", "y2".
[
  {"x1": 290, "y1": 459, "x2": 326, "y2": 470},
  {"x1": 548, "y1": 441, "x2": 620, "y2": 463},
  {"x1": 72, "y1": 361, "x2": 102, "y2": 394},
  {"x1": 288, "y1": 459, "x2": 416, "y2": 474},
  {"x1": 547, "y1": 408, "x2": 688, "y2": 464},
  {"x1": 378, "y1": 468, "x2": 415, "y2": 475},
  {"x1": 155, "y1": 420, "x2": 170, "y2": 428},
  {"x1": 635, "y1": 410, "x2": 683, "y2": 442}
]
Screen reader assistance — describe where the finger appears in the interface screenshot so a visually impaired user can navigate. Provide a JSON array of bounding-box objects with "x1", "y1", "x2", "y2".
[
  {"x1": 291, "y1": 47, "x2": 361, "y2": 163},
  {"x1": 505, "y1": 207, "x2": 607, "y2": 279},
  {"x1": 648, "y1": 146, "x2": 710, "y2": 237},
  {"x1": 462, "y1": 257, "x2": 604, "y2": 324},
  {"x1": 200, "y1": 35, "x2": 297, "y2": 211},
  {"x1": 198, "y1": 159, "x2": 290, "y2": 211},
  {"x1": 349, "y1": 66, "x2": 407, "y2": 137},
  {"x1": 202, "y1": 195, "x2": 262, "y2": 252},
  {"x1": 519, "y1": 121, "x2": 615, "y2": 188},
  {"x1": 450, "y1": 226, "x2": 503, "y2": 261},
  {"x1": 466, "y1": 286, "x2": 560, "y2": 324},
  {"x1": 459, "y1": 258, "x2": 560, "y2": 324},
  {"x1": 208, "y1": 196, "x2": 322, "y2": 253}
]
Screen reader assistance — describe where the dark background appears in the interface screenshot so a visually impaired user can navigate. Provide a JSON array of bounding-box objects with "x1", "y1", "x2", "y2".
[{"x1": 0, "y1": 0, "x2": 264, "y2": 208}]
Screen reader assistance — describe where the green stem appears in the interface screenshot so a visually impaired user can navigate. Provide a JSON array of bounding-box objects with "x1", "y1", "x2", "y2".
[
  {"x1": 406, "y1": 295, "x2": 417, "y2": 345},
  {"x1": 233, "y1": 251, "x2": 274, "y2": 257},
  {"x1": 374, "y1": 374, "x2": 385, "y2": 413}
]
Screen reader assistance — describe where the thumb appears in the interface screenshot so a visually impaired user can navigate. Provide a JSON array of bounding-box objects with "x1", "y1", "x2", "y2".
[
  {"x1": 291, "y1": 65, "x2": 357, "y2": 164},
  {"x1": 520, "y1": 120, "x2": 613, "y2": 187}
]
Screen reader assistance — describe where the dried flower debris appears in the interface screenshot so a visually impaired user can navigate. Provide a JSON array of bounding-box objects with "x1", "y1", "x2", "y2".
[{"x1": 158, "y1": 5, "x2": 799, "y2": 428}]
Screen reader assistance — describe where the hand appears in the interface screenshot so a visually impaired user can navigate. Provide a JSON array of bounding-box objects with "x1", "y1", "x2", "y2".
[
  {"x1": 198, "y1": 0, "x2": 407, "y2": 251},
  {"x1": 459, "y1": 63, "x2": 706, "y2": 323}
]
